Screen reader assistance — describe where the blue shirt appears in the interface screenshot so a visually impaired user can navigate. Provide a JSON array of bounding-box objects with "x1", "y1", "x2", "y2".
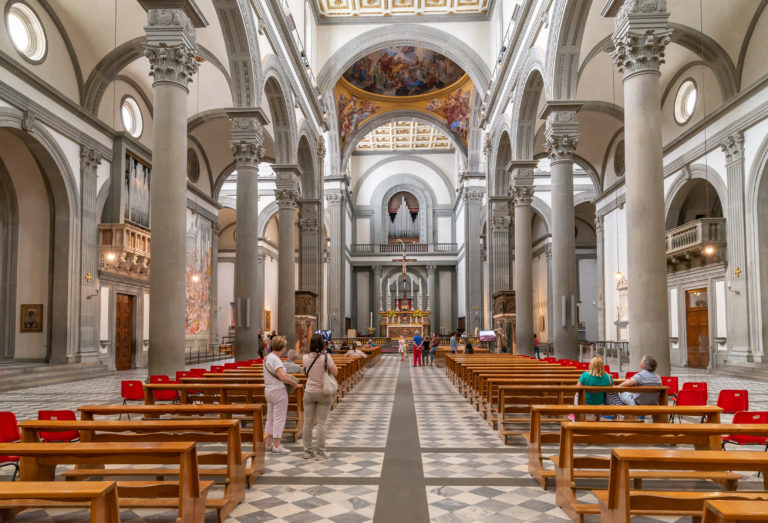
[
  {"x1": 450, "y1": 336, "x2": 457, "y2": 352},
  {"x1": 413, "y1": 334, "x2": 423, "y2": 347}
]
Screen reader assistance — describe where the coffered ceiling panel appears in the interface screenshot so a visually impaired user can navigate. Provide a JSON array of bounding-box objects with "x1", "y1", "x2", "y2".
[
  {"x1": 316, "y1": 0, "x2": 489, "y2": 19},
  {"x1": 355, "y1": 120, "x2": 453, "y2": 152}
]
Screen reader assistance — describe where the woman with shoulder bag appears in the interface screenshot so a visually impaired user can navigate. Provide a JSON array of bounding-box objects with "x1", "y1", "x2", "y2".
[
  {"x1": 302, "y1": 334, "x2": 338, "y2": 460},
  {"x1": 263, "y1": 336, "x2": 297, "y2": 454}
]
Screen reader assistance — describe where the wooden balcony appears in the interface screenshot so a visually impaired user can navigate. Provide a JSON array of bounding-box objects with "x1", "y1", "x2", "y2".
[
  {"x1": 98, "y1": 223, "x2": 150, "y2": 280},
  {"x1": 666, "y1": 218, "x2": 726, "y2": 268}
]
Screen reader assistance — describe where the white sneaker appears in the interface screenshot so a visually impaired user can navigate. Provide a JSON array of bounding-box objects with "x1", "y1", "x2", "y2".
[{"x1": 271, "y1": 445, "x2": 291, "y2": 454}]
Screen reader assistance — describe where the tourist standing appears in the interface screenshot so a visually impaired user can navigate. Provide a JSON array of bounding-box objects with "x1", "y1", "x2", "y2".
[
  {"x1": 412, "y1": 332, "x2": 423, "y2": 366},
  {"x1": 263, "y1": 336, "x2": 296, "y2": 454},
  {"x1": 302, "y1": 334, "x2": 338, "y2": 460},
  {"x1": 428, "y1": 332, "x2": 439, "y2": 365},
  {"x1": 398, "y1": 336, "x2": 407, "y2": 361},
  {"x1": 534, "y1": 334, "x2": 540, "y2": 359},
  {"x1": 450, "y1": 332, "x2": 458, "y2": 354}
]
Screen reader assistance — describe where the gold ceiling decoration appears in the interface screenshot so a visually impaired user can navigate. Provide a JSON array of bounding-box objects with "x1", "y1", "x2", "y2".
[
  {"x1": 316, "y1": 0, "x2": 489, "y2": 18},
  {"x1": 355, "y1": 121, "x2": 453, "y2": 152}
]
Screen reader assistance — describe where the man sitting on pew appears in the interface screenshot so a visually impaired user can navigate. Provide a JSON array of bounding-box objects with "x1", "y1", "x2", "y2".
[
  {"x1": 618, "y1": 354, "x2": 662, "y2": 405},
  {"x1": 284, "y1": 350, "x2": 302, "y2": 373}
]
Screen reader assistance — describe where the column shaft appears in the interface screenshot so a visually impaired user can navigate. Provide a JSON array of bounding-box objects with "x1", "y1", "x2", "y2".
[
  {"x1": 595, "y1": 215, "x2": 606, "y2": 340},
  {"x1": 78, "y1": 147, "x2": 101, "y2": 362},
  {"x1": 234, "y1": 165, "x2": 260, "y2": 358},
  {"x1": 277, "y1": 191, "x2": 297, "y2": 350},
  {"x1": 326, "y1": 191, "x2": 346, "y2": 335},
  {"x1": 513, "y1": 185, "x2": 535, "y2": 356},
  {"x1": 373, "y1": 265, "x2": 382, "y2": 335},
  {"x1": 464, "y1": 190, "x2": 484, "y2": 333}
]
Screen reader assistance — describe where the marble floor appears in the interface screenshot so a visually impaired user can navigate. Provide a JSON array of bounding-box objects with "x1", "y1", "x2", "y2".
[{"x1": 1, "y1": 356, "x2": 768, "y2": 522}]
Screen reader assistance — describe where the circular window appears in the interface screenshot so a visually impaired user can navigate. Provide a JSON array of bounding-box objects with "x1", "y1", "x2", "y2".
[
  {"x1": 120, "y1": 96, "x2": 143, "y2": 138},
  {"x1": 674, "y1": 79, "x2": 697, "y2": 124},
  {"x1": 6, "y1": 2, "x2": 47, "y2": 63},
  {"x1": 187, "y1": 148, "x2": 200, "y2": 182}
]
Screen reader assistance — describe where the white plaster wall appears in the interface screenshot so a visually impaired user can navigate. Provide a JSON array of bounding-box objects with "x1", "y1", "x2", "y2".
[
  {"x1": 356, "y1": 217, "x2": 370, "y2": 243},
  {"x1": 455, "y1": 205, "x2": 465, "y2": 248},
  {"x1": 0, "y1": 131, "x2": 51, "y2": 359},
  {"x1": 143, "y1": 292, "x2": 150, "y2": 342},
  {"x1": 97, "y1": 78, "x2": 155, "y2": 150},
  {"x1": 715, "y1": 279, "x2": 727, "y2": 341},
  {"x1": 265, "y1": 254, "x2": 279, "y2": 331},
  {"x1": 345, "y1": 260, "x2": 351, "y2": 330},
  {"x1": 356, "y1": 271, "x2": 370, "y2": 333},
  {"x1": 45, "y1": 126, "x2": 82, "y2": 193},
  {"x1": 457, "y1": 257, "x2": 466, "y2": 318},
  {"x1": 217, "y1": 261, "x2": 235, "y2": 339},
  {"x1": 578, "y1": 258, "x2": 598, "y2": 341},
  {"x1": 99, "y1": 286, "x2": 110, "y2": 342},
  {"x1": 602, "y1": 207, "x2": 628, "y2": 341},
  {"x1": 744, "y1": 117, "x2": 768, "y2": 184},
  {"x1": 437, "y1": 216, "x2": 452, "y2": 243}
]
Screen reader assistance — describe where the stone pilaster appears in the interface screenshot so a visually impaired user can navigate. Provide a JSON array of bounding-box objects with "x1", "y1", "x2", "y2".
[
  {"x1": 255, "y1": 247, "x2": 266, "y2": 337},
  {"x1": 605, "y1": 0, "x2": 671, "y2": 374},
  {"x1": 489, "y1": 197, "x2": 512, "y2": 294},
  {"x1": 78, "y1": 146, "x2": 101, "y2": 363},
  {"x1": 539, "y1": 101, "x2": 581, "y2": 360},
  {"x1": 274, "y1": 166, "x2": 300, "y2": 350},
  {"x1": 140, "y1": 1, "x2": 207, "y2": 377},
  {"x1": 594, "y1": 214, "x2": 606, "y2": 341},
  {"x1": 326, "y1": 189, "x2": 347, "y2": 335},
  {"x1": 228, "y1": 108, "x2": 267, "y2": 361},
  {"x1": 372, "y1": 264, "x2": 382, "y2": 335},
  {"x1": 721, "y1": 132, "x2": 751, "y2": 360},
  {"x1": 463, "y1": 188, "x2": 485, "y2": 333},
  {"x1": 299, "y1": 200, "x2": 321, "y2": 295},
  {"x1": 509, "y1": 160, "x2": 538, "y2": 356},
  {"x1": 427, "y1": 264, "x2": 437, "y2": 318}
]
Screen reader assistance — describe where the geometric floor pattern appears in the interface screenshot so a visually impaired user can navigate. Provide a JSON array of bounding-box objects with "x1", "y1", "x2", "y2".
[{"x1": 1, "y1": 355, "x2": 768, "y2": 521}]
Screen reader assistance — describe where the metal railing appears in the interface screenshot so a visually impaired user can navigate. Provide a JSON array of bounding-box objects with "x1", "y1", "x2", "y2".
[
  {"x1": 350, "y1": 243, "x2": 458, "y2": 255},
  {"x1": 578, "y1": 341, "x2": 630, "y2": 371},
  {"x1": 185, "y1": 344, "x2": 232, "y2": 366},
  {"x1": 666, "y1": 218, "x2": 726, "y2": 258}
]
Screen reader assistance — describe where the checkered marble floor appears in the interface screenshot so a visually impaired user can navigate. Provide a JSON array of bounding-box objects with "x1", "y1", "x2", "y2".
[{"x1": 2, "y1": 354, "x2": 768, "y2": 522}]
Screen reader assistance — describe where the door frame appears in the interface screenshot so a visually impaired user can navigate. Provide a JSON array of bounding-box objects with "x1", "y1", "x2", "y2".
[
  {"x1": 100, "y1": 277, "x2": 148, "y2": 370},
  {"x1": 684, "y1": 287, "x2": 710, "y2": 369},
  {"x1": 115, "y1": 293, "x2": 135, "y2": 371}
]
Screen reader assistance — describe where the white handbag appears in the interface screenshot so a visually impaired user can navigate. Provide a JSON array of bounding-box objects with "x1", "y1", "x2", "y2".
[{"x1": 322, "y1": 354, "x2": 338, "y2": 396}]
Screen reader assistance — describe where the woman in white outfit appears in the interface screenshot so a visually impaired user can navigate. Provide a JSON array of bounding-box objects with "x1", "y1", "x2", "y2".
[
  {"x1": 302, "y1": 334, "x2": 338, "y2": 460},
  {"x1": 398, "y1": 336, "x2": 407, "y2": 361},
  {"x1": 263, "y1": 336, "x2": 296, "y2": 454}
]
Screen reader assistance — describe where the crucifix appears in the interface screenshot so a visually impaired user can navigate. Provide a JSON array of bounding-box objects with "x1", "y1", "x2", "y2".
[{"x1": 392, "y1": 240, "x2": 417, "y2": 303}]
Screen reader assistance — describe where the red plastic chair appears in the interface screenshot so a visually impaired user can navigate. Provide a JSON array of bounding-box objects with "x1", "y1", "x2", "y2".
[
  {"x1": 661, "y1": 377, "x2": 679, "y2": 399},
  {"x1": 717, "y1": 390, "x2": 749, "y2": 414},
  {"x1": 37, "y1": 410, "x2": 79, "y2": 442},
  {"x1": 235, "y1": 361, "x2": 250, "y2": 367},
  {"x1": 189, "y1": 368, "x2": 207, "y2": 376},
  {"x1": 604, "y1": 365, "x2": 611, "y2": 372},
  {"x1": 224, "y1": 363, "x2": 239, "y2": 369},
  {"x1": 149, "y1": 375, "x2": 179, "y2": 402},
  {"x1": 609, "y1": 372, "x2": 619, "y2": 380},
  {"x1": 682, "y1": 381, "x2": 708, "y2": 394},
  {"x1": 722, "y1": 411, "x2": 768, "y2": 450},
  {"x1": 576, "y1": 362, "x2": 590, "y2": 370},
  {"x1": 625, "y1": 371, "x2": 638, "y2": 380},
  {"x1": 543, "y1": 357, "x2": 557, "y2": 363},
  {"x1": 210, "y1": 365, "x2": 225, "y2": 373},
  {"x1": 120, "y1": 380, "x2": 145, "y2": 420},
  {"x1": 0, "y1": 412, "x2": 20, "y2": 480},
  {"x1": 175, "y1": 370, "x2": 193, "y2": 382},
  {"x1": 673, "y1": 389, "x2": 708, "y2": 422}
]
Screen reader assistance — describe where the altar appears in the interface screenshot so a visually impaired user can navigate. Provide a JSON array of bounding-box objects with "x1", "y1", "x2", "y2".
[
  {"x1": 386, "y1": 324, "x2": 424, "y2": 339},
  {"x1": 379, "y1": 243, "x2": 430, "y2": 338}
]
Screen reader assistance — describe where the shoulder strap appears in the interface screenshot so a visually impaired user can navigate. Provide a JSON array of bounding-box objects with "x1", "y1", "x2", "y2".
[{"x1": 305, "y1": 353, "x2": 321, "y2": 375}]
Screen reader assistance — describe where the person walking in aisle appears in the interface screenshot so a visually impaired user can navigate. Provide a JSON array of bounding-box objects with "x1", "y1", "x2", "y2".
[
  {"x1": 398, "y1": 336, "x2": 407, "y2": 361},
  {"x1": 302, "y1": 334, "x2": 338, "y2": 460},
  {"x1": 428, "y1": 332, "x2": 439, "y2": 365},
  {"x1": 263, "y1": 336, "x2": 297, "y2": 454},
  {"x1": 534, "y1": 334, "x2": 541, "y2": 359},
  {"x1": 412, "y1": 332, "x2": 423, "y2": 366}
]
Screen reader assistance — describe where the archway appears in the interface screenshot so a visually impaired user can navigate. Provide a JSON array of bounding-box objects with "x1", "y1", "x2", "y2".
[
  {"x1": 264, "y1": 75, "x2": 295, "y2": 164},
  {"x1": 757, "y1": 164, "x2": 768, "y2": 354},
  {"x1": 0, "y1": 157, "x2": 18, "y2": 360},
  {"x1": 665, "y1": 178, "x2": 724, "y2": 230}
]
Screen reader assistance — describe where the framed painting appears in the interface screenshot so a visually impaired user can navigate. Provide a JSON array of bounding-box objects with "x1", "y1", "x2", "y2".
[
  {"x1": 20, "y1": 304, "x2": 43, "y2": 332},
  {"x1": 264, "y1": 310, "x2": 271, "y2": 331}
]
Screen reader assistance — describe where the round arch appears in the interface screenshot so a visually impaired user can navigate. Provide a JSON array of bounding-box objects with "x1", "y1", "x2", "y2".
[
  {"x1": 296, "y1": 125, "x2": 319, "y2": 199},
  {"x1": 263, "y1": 57, "x2": 298, "y2": 164},
  {"x1": 747, "y1": 133, "x2": 768, "y2": 357},
  {"x1": 665, "y1": 165, "x2": 728, "y2": 229},
  {"x1": 354, "y1": 155, "x2": 454, "y2": 205},
  {"x1": 369, "y1": 177, "x2": 437, "y2": 245},
  {"x1": 490, "y1": 129, "x2": 512, "y2": 197},
  {"x1": 512, "y1": 58, "x2": 546, "y2": 160},
  {"x1": 0, "y1": 107, "x2": 80, "y2": 363}
]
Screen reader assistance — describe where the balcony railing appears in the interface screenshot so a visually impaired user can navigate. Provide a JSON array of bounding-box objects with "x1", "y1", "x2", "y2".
[
  {"x1": 350, "y1": 243, "x2": 458, "y2": 255},
  {"x1": 98, "y1": 222, "x2": 151, "y2": 280},
  {"x1": 666, "y1": 218, "x2": 726, "y2": 259}
]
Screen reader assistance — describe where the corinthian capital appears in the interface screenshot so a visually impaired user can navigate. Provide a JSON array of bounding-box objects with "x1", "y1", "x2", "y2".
[
  {"x1": 275, "y1": 189, "x2": 298, "y2": 209},
  {"x1": 539, "y1": 102, "x2": 581, "y2": 163},
  {"x1": 316, "y1": 136, "x2": 326, "y2": 159},
  {"x1": 594, "y1": 214, "x2": 604, "y2": 234},
  {"x1": 142, "y1": 5, "x2": 204, "y2": 90},
  {"x1": 230, "y1": 142, "x2": 263, "y2": 169},
  {"x1": 325, "y1": 192, "x2": 345, "y2": 206},
  {"x1": 721, "y1": 131, "x2": 745, "y2": 164},
  {"x1": 511, "y1": 185, "x2": 534, "y2": 206},
  {"x1": 605, "y1": 0, "x2": 671, "y2": 77},
  {"x1": 491, "y1": 215, "x2": 512, "y2": 232},
  {"x1": 79, "y1": 146, "x2": 101, "y2": 173},
  {"x1": 227, "y1": 108, "x2": 268, "y2": 168}
]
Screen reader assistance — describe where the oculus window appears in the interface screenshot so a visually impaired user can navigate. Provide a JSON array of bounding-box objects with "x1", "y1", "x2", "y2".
[
  {"x1": 674, "y1": 80, "x2": 697, "y2": 125},
  {"x1": 121, "y1": 96, "x2": 143, "y2": 138},
  {"x1": 6, "y1": 2, "x2": 46, "y2": 63}
]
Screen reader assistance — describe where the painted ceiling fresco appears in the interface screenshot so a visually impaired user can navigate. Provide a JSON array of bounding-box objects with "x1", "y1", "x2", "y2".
[
  {"x1": 342, "y1": 46, "x2": 466, "y2": 97},
  {"x1": 336, "y1": 74, "x2": 472, "y2": 149}
]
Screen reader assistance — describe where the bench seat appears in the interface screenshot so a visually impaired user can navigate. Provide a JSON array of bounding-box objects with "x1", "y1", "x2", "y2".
[{"x1": 0, "y1": 481, "x2": 120, "y2": 523}]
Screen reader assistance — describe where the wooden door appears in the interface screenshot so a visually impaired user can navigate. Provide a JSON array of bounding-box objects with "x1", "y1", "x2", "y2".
[
  {"x1": 115, "y1": 294, "x2": 134, "y2": 371},
  {"x1": 685, "y1": 289, "x2": 709, "y2": 368}
]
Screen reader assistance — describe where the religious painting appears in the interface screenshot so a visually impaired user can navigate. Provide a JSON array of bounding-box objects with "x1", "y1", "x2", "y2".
[
  {"x1": 20, "y1": 304, "x2": 42, "y2": 332},
  {"x1": 124, "y1": 152, "x2": 150, "y2": 229},
  {"x1": 336, "y1": 89, "x2": 381, "y2": 147},
  {"x1": 342, "y1": 46, "x2": 465, "y2": 97},
  {"x1": 264, "y1": 310, "x2": 271, "y2": 331},
  {"x1": 185, "y1": 209, "x2": 212, "y2": 336},
  {"x1": 425, "y1": 87, "x2": 471, "y2": 144}
]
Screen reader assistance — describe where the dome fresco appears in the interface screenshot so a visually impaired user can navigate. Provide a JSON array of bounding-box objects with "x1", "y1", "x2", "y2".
[{"x1": 342, "y1": 46, "x2": 466, "y2": 97}]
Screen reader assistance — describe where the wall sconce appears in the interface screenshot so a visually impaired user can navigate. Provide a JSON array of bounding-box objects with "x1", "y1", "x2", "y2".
[
  {"x1": 191, "y1": 274, "x2": 200, "y2": 283},
  {"x1": 703, "y1": 245, "x2": 715, "y2": 255},
  {"x1": 615, "y1": 271, "x2": 623, "y2": 280},
  {"x1": 106, "y1": 252, "x2": 116, "y2": 262}
]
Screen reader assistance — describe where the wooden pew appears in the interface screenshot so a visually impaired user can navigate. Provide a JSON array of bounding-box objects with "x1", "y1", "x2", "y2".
[
  {"x1": 557, "y1": 423, "x2": 768, "y2": 522},
  {"x1": 20, "y1": 419, "x2": 244, "y2": 523},
  {"x1": 0, "y1": 481, "x2": 120, "y2": 523},
  {"x1": 144, "y1": 383, "x2": 304, "y2": 441},
  {"x1": 496, "y1": 385, "x2": 669, "y2": 443},
  {"x1": 0, "y1": 441, "x2": 210, "y2": 523},
  {"x1": 527, "y1": 404, "x2": 723, "y2": 489},
  {"x1": 595, "y1": 449, "x2": 768, "y2": 523},
  {"x1": 78, "y1": 403, "x2": 265, "y2": 485},
  {"x1": 703, "y1": 500, "x2": 768, "y2": 522},
  {"x1": 481, "y1": 375, "x2": 584, "y2": 426}
]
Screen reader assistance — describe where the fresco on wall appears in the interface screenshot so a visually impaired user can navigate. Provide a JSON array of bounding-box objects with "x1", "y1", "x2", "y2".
[
  {"x1": 186, "y1": 209, "x2": 212, "y2": 336},
  {"x1": 342, "y1": 46, "x2": 465, "y2": 97},
  {"x1": 335, "y1": 76, "x2": 473, "y2": 148}
]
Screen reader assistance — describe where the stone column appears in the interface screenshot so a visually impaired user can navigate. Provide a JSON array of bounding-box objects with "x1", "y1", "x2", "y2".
[
  {"x1": 490, "y1": 197, "x2": 512, "y2": 294},
  {"x1": 326, "y1": 189, "x2": 347, "y2": 335},
  {"x1": 229, "y1": 109, "x2": 267, "y2": 361},
  {"x1": 509, "y1": 160, "x2": 537, "y2": 356},
  {"x1": 210, "y1": 222, "x2": 220, "y2": 344},
  {"x1": 464, "y1": 188, "x2": 485, "y2": 334},
  {"x1": 721, "y1": 132, "x2": 751, "y2": 360},
  {"x1": 255, "y1": 246, "x2": 266, "y2": 334},
  {"x1": 140, "y1": 1, "x2": 206, "y2": 376},
  {"x1": 605, "y1": 0, "x2": 671, "y2": 374},
  {"x1": 372, "y1": 265, "x2": 382, "y2": 335},
  {"x1": 78, "y1": 146, "x2": 101, "y2": 363},
  {"x1": 427, "y1": 264, "x2": 437, "y2": 318},
  {"x1": 595, "y1": 214, "x2": 606, "y2": 340},
  {"x1": 299, "y1": 200, "x2": 321, "y2": 295},
  {"x1": 540, "y1": 102, "x2": 581, "y2": 359},
  {"x1": 274, "y1": 166, "x2": 300, "y2": 350}
]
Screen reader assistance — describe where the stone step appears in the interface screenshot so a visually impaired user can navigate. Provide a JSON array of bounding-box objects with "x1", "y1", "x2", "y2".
[{"x1": 0, "y1": 362, "x2": 114, "y2": 392}]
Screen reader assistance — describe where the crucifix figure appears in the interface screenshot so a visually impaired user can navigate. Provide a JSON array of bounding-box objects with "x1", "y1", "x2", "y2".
[{"x1": 392, "y1": 240, "x2": 417, "y2": 303}]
